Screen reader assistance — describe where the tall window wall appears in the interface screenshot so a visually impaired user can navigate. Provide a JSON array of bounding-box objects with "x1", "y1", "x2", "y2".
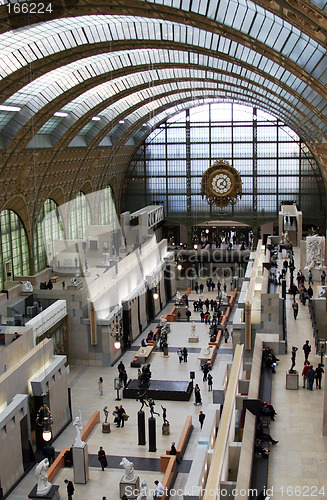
[
  {"x1": 68, "y1": 191, "x2": 92, "y2": 239},
  {"x1": 0, "y1": 210, "x2": 30, "y2": 289},
  {"x1": 122, "y1": 103, "x2": 324, "y2": 226},
  {"x1": 34, "y1": 199, "x2": 65, "y2": 273},
  {"x1": 98, "y1": 185, "x2": 118, "y2": 228}
]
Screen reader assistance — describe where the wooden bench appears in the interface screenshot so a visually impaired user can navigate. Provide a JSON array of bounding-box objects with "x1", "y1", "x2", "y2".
[
  {"x1": 229, "y1": 288, "x2": 237, "y2": 305},
  {"x1": 166, "y1": 288, "x2": 192, "y2": 322},
  {"x1": 166, "y1": 415, "x2": 193, "y2": 461},
  {"x1": 50, "y1": 276, "x2": 60, "y2": 283},
  {"x1": 159, "y1": 455, "x2": 177, "y2": 500}
]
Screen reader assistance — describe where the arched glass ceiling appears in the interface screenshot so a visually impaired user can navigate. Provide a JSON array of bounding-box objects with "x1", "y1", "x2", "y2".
[
  {"x1": 2, "y1": 45, "x2": 326, "y2": 146},
  {"x1": 141, "y1": 0, "x2": 327, "y2": 23},
  {"x1": 0, "y1": 15, "x2": 325, "y2": 81},
  {"x1": 306, "y1": 0, "x2": 327, "y2": 10},
  {"x1": 73, "y1": 90, "x2": 318, "y2": 149},
  {"x1": 28, "y1": 69, "x2": 319, "y2": 145}
]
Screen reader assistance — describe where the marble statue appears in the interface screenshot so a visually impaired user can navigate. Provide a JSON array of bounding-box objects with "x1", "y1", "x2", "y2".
[
  {"x1": 35, "y1": 458, "x2": 52, "y2": 495},
  {"x1": 203, "y1": 345, "x2": 211, "y2": 356},
  {"x1": 22, "y1": 281, "x2": 33, "y2": 292},
  {"x1": 306, "y1": 236, "x2": 325, "y2": 270},
  {"x1": 73, "y1": 411, "x2": 85, "y2": 447},
  {"x1": 103, "y1": 406, "x2": 109, "y2": 423},
  {"x1": 120, "y1": 457, "x2": 136, "y2": 482},
  {"x1": 103, "y1": 253, "x2": 110, "y2": 265},
  {"x1": 136, "y1": 479, "x2": 148, "y2": 500}
]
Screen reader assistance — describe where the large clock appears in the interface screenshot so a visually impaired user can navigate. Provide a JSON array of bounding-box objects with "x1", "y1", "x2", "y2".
[{"x1": 201, "y1": 160, "x2": 242, "y2": 208}]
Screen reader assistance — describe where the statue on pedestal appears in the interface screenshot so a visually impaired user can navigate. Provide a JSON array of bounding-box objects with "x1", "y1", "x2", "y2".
[
  {"x1": 103, "y1": 406, "x2": 109, "y2": 423},
  {"x1": 161, "y1": 405, "x2": 169, "y2": 425},
  {"x1": 289, "y1": 346, "x2": 298, "y2": 373},
  {"x1": 137, "y1": 391, "x2": 149, "y2": 411},
  {"x1": 35, "y1": 458, "x2": 52, "y2": 495},
  {"x1": 120, "y1": 458, "x2": 136, "y2": 482},
  {"x1": 73, "y1": 411, "x2": 85, "y2": 447},
  {"x1": 148, "y1": 398, "x2": 160, "y2": 418},
  {"x1": 203, "y1": 345, "x2": 211, "y2": 356}
]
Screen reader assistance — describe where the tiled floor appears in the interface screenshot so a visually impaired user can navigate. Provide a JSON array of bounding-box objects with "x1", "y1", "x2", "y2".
[
  {"x1": 268, "y1": 248, "x2": 327, "y2": 498},
  {"x1": 6, "y1": 291, "x2": 233, "y2": 500},
  {"x1": 6, "y1": 253, "x2": 327, "y2": 499}
]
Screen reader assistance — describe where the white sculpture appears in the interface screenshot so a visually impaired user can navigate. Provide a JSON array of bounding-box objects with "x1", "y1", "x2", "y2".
[
  {"x1": 136, "y1": 479, "x2": 148, "y2": 500},
  {"x1": 120, "y1": 457, "x2": 136, "y2": 482},
  {"x1": 103, "y1": 253, "x2": 110, "y2": 265},
  {"x1": 73, "y1": 411, "x2": 85, "y2": 447},
  {"x1": 22, "y1": 281, "x2": 33, "y2": 292},
  {"x1": 191, "y1": 322, "x2": 196, "y2": 337},
  {"x1": 306, "y1": 236, "x2": 325, "y2": 270},
  {"x1": 203, "y1": 345, "x2": 211, "y2": 356},
  {"x1": 35, "y1": 458, "x2": 52, "y2": 495}
]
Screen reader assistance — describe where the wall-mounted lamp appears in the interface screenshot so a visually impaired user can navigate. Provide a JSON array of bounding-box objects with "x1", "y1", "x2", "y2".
[
  {"x1": 110, "y1": 319, "x2": 123, "y2": 350},
  {"x1": 153, "y1": 287, "x2": 159, "y2": 300},
  {"x1": 193, "y1": 244, "x2": 198, "y2": 250},
  {"x1": 177, "y1": 263, "x2": 182, "y2": 271},
  {"x1": 36, "y1": 404, "x2": 53, "y2": 442}
]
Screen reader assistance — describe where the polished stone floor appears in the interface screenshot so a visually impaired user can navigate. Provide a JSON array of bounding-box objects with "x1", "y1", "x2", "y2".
[{"x1": 6, "y1": 251, "x2": 327, "y2": 499}]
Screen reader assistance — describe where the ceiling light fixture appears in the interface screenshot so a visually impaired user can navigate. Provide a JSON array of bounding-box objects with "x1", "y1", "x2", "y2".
[
  {"x1": 92, "y1": 116, "x2": 101, "y2": 121},
  {"x1": 54, "y1": 112, "x2": 68, "y2": 117},
  {"x1": 0, "y1": 104, "x2": 21, "y2": 112}
]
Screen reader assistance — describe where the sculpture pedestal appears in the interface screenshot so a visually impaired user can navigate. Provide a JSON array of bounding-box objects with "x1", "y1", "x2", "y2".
[
  {"x1": 162, "y1": 424, "x2": 170, "y2": 435},
  {"x1": 286, "y1": 371, "x2": 299, "y2": 390},
  {"x1": 188, "y1": 336, "x2": 199, "y2": 343},
  {"x1": 119, "y1": 476, "x2": 140, "y2": 499},
  {"x1": 102, "y1": 422, "x2": 111, "y2": 433},
  {"x1": 73, "y1": 443, "x2": 89, "y2": 484},
  {"x1": 28, "y1": 485, "x2": 59, "y2": 500}
]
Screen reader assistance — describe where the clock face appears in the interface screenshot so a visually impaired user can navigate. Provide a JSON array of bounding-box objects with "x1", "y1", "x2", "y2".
[
  {"x1": 201, "y1": 159, "x2": 242, "y2": 208},
  {"x1": 210, "y1": 171, "x2": 233, "y2": 196}
]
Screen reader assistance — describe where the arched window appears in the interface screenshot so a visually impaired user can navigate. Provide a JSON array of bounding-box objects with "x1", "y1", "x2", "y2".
[
  {"x1": 0, "y1": 209, "x2": 29, "y2": 288},
  {"x1": 98, "y1": 185, "x2": 118, "y2": 228},
  {"x1": 122, "y1": 103, "x2": 325, "y2": 229},
  {"x1": 68, "y1": 191, "x2": 92, "y2": 239},
  {"x1": 34, "y1": 199, "x2": 65, "y2": 272}
]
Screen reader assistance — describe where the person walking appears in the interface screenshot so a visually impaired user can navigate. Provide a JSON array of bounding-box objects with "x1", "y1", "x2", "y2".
[
  {"x1": 177, "y1": 348, "x2": 183, "y2": 363},
  {"x1": 117, "y1": 405, "x2": 126, "y2": 427},
  {"x1": 292, "y1": 301, "x2": 299, "y2": 319},
  {"x1": 315, "y1": 363, "x2": 324, "y2": 389},
  {"x1": 307, "y1": 365, "x2": 315, "y2": 390},
  {"x1": 308, "y1": 270, "x2": 313, "y2": 285},
  {"x1": 98, "y1": 377, "x2": 103, "y2": 396},
  {"x1": 183, "y1": 347, "x2": 188, "y2": 362},
  {"x1": 64, "y1": 479, "x2": 75, "y2": 500},
  {"x1": 302, "y1": 340, "x2": 311, "y2": 363},
  {"x1": 186, "y1": 309, "x2": 191, "y2": 322},
  {"x1": 194, "y1": 384, "x2": 202, "y2": 406},
  {"x1": 207, "y1": 373, "x2": 213, "y2": 391},
  {"x1": 199, "y1": 411, "x2": 206, "y2": 429},
  {"x1": 202, "y1": 363, "x2": 209, "y2": 382},
  {"x1": 321, "y1": 270, "x2": 326, "y2": 286},
  {"x1": 302, "y1": 361, "x2": 310, "y2": 388},
  {"x1": 97, "y1": 446, "x2": 107, "y2": 471}
]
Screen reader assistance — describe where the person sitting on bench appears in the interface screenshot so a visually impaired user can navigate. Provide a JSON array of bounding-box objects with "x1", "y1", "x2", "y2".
[{"x1": 256, "y1": 421, "x2": 278, "y2": 445}]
